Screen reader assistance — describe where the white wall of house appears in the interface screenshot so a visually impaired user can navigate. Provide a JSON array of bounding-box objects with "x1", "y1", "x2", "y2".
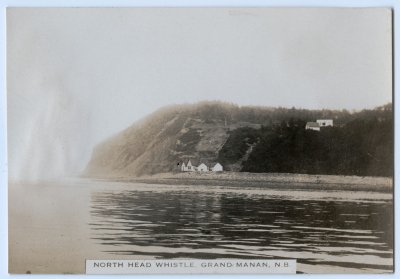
[
  {"x1": 197, "y1": 163, "x2": 209, "y2": 172},
  {"x1": 180, "y1": 160, "x2": 223, "y2": 172},
  {"x1": 212, "y1": 163, "x2": 223, "y2": 172},
  {"x1": 317, "y1": 119, "x2": 333, "y2": 127},
  {"x1": 189, "y1": 161, "x2": 198, "y2": 171},
  {"x1": 305, "y1": 122, "x2": 321, "y2": 131},
  {"x1": 182, "y1": 160, "x2": 196, "y2": 171},
  {"x1": 306, "y1": 126, "x2": 320, "y2": 131}
]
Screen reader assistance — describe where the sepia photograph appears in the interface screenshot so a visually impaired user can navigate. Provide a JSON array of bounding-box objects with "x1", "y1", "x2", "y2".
[{"x1": 7, "y1": 7, "x2": 393, "y2": 274}]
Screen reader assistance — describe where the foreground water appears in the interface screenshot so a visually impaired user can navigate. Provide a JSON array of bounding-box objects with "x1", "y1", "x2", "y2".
[{"x1": 9, "y1": 178, "x2": 393, "y2": 274}]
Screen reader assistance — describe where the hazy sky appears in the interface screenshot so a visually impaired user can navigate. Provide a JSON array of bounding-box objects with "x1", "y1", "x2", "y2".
[{"x1": 7, "y1": 8, "x2": 392, "y2": 180}]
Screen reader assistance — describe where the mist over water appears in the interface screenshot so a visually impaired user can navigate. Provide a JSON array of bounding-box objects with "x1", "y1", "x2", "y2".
[{"x1": 8, "y1": 89, "x2": 94, "y2": 181}]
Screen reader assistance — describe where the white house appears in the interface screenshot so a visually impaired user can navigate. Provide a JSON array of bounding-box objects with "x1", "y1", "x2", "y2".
[
  {"x1": 182, "y1": 160, "x2": 196, "y2": 172},
  {"x1": 317, "y1": 119, "x2": 333, "y2": 127},
  {"x1": 197, "y1": 163, "x2": 209, "y2": 172},
  {"x1": 180, "y1": 160, "x2": 223, "y2": 172},
  {"x1": 211, "y1": 163, "x2": 223, "y2": 172},
  {"x1": 305, "y1": 122, "x2": 320, "y2": 131}
]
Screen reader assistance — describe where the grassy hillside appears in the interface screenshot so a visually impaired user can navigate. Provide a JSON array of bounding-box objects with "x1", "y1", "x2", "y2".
[{"x1": 85, "y1": 102, "x2": 393, "y2": 177}]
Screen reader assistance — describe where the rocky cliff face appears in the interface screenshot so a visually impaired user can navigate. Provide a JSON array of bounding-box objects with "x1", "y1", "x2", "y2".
[
  {"x1": 84, "y1": 102, "x2": 258, "y2": 177},
  {"x1": 85, "y1": 102, "x2": 392, "y2": 178}
]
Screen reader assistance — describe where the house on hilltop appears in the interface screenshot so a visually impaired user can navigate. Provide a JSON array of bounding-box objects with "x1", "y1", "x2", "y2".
[
  {"x1": 317, "y1": 119, "x2": 333, "y2": 127},
  {"x1": 305, "y1": 122, "x2": 320, "y2": 131},
  {"x1": 306, "y1": 119, "x2": 333, "y2": 131}
]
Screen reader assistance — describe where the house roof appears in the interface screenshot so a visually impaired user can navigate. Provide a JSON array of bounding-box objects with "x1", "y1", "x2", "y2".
[
  {"x1": 306, "y1": 122, "x2": 320, "y2": 128},
  {"x1": 182, "y1": 159, "x2": 200, "y2": 166},
  {"x1": 197, "y1": 163, "x2": 209, "y2": 169},
  {"x1": 181, "y1": 159, "x2": 222, "y2": 168}
]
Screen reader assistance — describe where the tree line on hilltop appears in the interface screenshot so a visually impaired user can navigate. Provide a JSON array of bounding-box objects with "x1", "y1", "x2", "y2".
[{"x1": 218, "y1": 103, "x2": 393, "y2": 177}]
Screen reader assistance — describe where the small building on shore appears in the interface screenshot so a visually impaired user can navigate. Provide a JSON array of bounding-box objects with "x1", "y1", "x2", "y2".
[
  {"x1": 181, "y1": 160, "x2": 196, "y2": 172},
  {"x1": 197, "y1": 163, "x2": 209, "y2": 172},
  {"x1": 211, "y1": 163, "x2": 223, "y2": 172},
  {"x1": 179, "y1": 160, "x2": 223, "y2": 172}
]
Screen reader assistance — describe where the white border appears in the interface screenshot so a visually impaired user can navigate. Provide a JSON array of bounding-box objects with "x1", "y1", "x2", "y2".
[{"x1": 0, "y1": 1, "x2": 398, "y2": 279}]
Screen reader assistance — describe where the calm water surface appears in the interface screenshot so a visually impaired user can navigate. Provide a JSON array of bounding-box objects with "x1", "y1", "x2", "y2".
[{"x1": 89, "y1": 183, "x2": 393, "y2": 273}]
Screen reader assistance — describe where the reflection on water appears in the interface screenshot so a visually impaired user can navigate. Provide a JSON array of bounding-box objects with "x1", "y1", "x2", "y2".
[{"x1": 89, "y1": 184, "x2": 393, "y2": 273}]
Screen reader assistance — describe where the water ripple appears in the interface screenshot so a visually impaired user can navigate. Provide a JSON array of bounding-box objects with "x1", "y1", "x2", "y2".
[{"x1": 89, "y1": 185, "x2": 393, "y2": 273}]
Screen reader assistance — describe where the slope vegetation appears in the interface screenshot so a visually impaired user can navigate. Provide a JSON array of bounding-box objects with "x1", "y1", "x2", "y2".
[{"x1": 85, "y1": 102, "x2": 393, "y2": 177}]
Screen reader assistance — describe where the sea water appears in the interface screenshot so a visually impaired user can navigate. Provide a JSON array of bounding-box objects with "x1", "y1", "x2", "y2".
[{"x1": 9, "y1": 178, "x2": 393, "y2": 274}]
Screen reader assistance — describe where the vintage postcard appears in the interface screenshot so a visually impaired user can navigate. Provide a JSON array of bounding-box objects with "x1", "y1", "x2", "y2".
[{"x1": 7, "y1": 7, "x2": 393, "y2": 274}]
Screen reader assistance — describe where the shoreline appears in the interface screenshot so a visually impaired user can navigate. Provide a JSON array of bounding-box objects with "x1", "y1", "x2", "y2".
[{"x1": 101, "y1": 172, "x2": 393, "y2": 193}]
